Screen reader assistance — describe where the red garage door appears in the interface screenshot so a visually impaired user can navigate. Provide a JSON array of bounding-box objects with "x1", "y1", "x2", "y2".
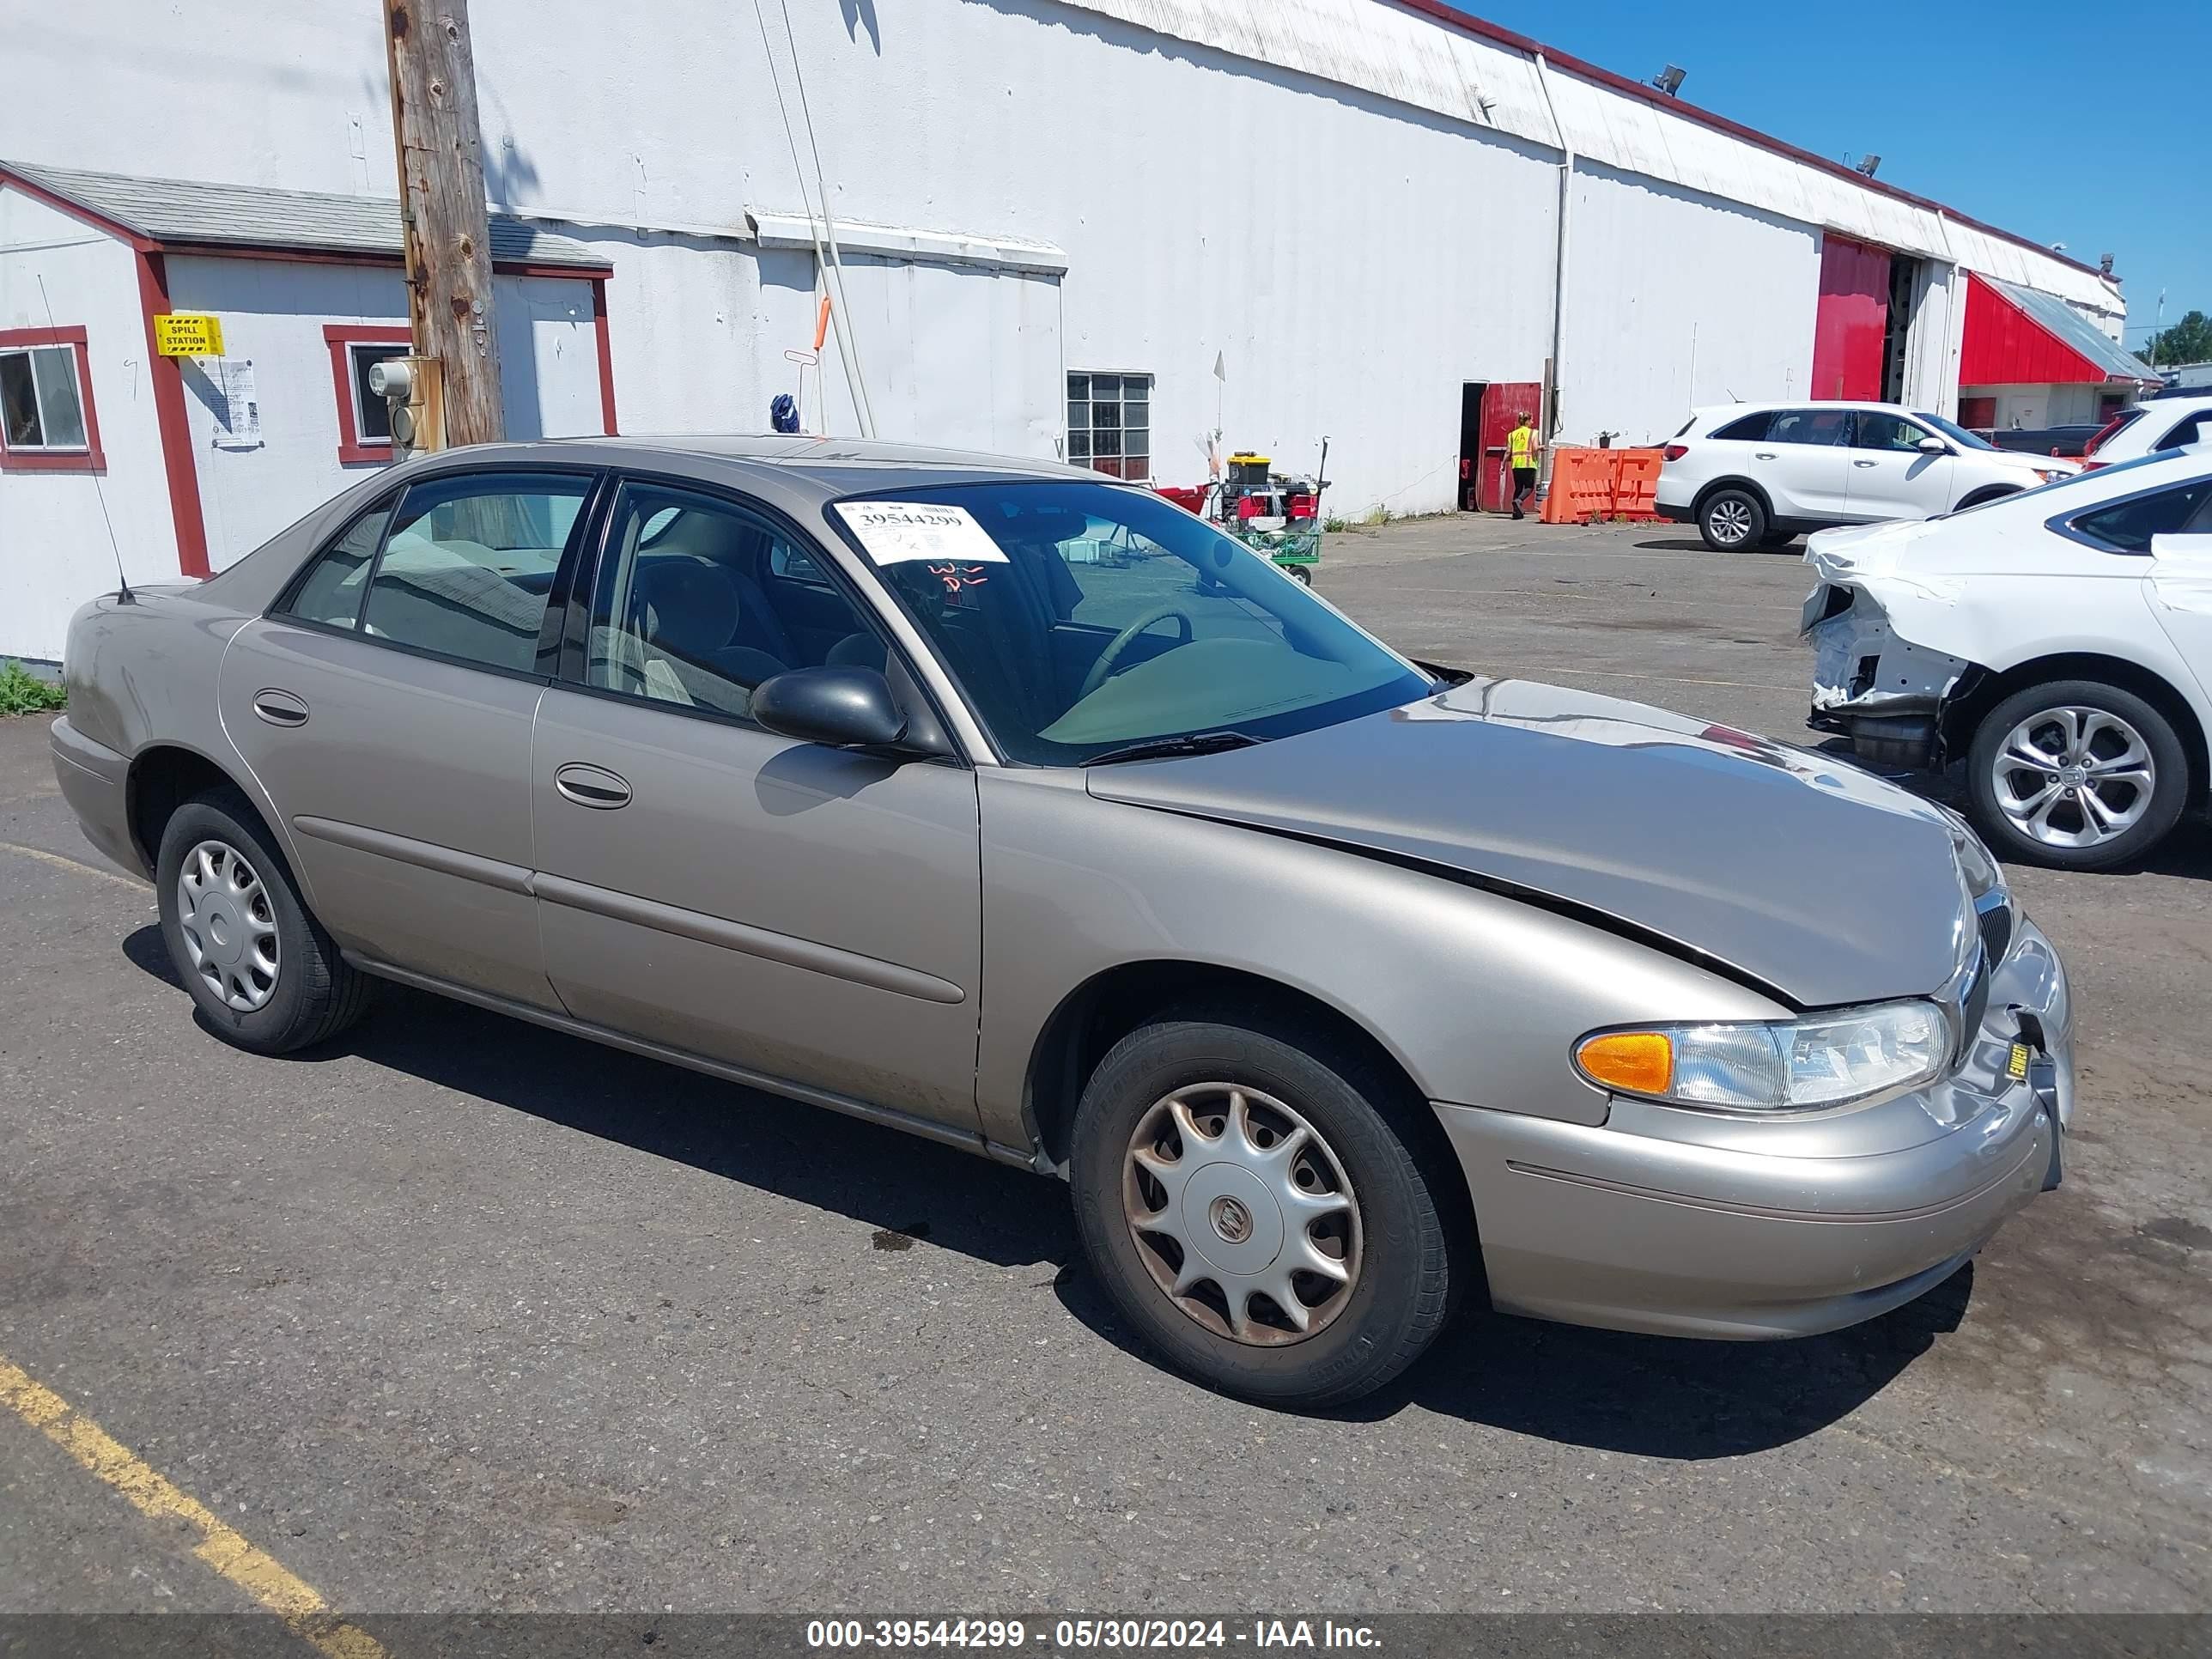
[{"x1": 1812, "y1": 235, "x2": 1891, "y2": 401}]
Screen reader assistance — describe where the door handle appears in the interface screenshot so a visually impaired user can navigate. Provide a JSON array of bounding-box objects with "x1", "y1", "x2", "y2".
[
  {"x1": 252, "y1": 689, "x2": 309, "y2": 727},
  {"x1": 1853, "y1": 459, "x2": 1879, "y2": 468},
  {"x1": 554, "y1": 762, "x2": 631, "y2": 810},
  {"x1": 1753, "y1": 452, "x2": 1778, "y2": 459}
]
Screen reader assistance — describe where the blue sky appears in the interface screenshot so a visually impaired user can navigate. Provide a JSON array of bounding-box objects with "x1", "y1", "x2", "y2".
[{"x1": 1474, "y1": 1, "x2": 2209, "y2": 349}]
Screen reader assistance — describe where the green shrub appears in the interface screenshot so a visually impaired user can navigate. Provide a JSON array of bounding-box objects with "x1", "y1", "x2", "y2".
[{"x1": 0, "y1": 661, "x2": 67, "y2": 716}]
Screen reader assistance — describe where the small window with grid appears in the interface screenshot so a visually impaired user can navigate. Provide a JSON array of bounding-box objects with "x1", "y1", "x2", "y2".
[{"x1": 1066, "y1": 372, "x2": 1151, "y2": 480}]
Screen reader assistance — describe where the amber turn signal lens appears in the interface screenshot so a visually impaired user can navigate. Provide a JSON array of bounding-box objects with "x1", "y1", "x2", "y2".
[{"x1": 1576, "y1": 1031, "x2": 1673, "y2": 1095}]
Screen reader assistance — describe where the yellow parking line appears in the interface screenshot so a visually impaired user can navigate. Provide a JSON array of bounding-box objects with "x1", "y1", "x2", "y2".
[
  {"x1": 0, "y1": 840, "x2": 147, "y2": 889},
  {"x1": 0, "y1": 1354, "x2": 385, "y2": 1659}
]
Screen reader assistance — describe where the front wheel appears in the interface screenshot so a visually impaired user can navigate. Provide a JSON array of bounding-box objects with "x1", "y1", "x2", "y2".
[
  {"x1": 1966, "y1": 680, "x2": 2189, "y2": 870},
  {"x1": 1698, "y1": 488, "x2": 1766, "y2": 551},
  {"x1": 1068, "y1": 1007, "x2": 1461, "y2": 1407}
]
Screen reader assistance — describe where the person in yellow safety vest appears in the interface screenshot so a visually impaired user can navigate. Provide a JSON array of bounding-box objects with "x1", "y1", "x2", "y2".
[{"x1": 1507, "y1": 412, "x2": 1540, "y2": 520}]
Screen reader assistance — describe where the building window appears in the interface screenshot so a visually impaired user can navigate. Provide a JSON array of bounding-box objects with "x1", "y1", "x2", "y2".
[
  {"x1": 1067, "y1": 372, "x2": 1150, "y2": 480},
  {"x1": 0, "y1": 327, "x2": 104, "y2": 472},
  {"x1": 323, "y1": 323, "x2": 411, "y2": 465}
]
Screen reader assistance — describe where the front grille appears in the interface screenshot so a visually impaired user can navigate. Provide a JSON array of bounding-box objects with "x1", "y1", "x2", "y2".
[
  {"x1": 1978, "y1": 898, "x2": 2014, "y2": 970},
  {"x1": 1959, "y1": 951, "x2": 1992, "y2": 1054}
]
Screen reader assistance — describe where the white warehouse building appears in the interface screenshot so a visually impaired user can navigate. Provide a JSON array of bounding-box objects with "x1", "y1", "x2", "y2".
[{"x1": 2, "y1": 0, "x2": 2148, "y2": 663}]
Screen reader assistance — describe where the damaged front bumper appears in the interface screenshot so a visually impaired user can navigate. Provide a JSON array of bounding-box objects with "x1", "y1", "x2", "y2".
[{"x1": 1802, "y1": 580, "x2": 1978, "y2": 771}]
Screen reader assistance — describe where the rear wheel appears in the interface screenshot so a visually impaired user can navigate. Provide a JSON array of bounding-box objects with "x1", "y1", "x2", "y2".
[
  {"x1": 1698, "y1": 488, "x2": 1765, "y2": 551},
  {"x1": 1966, "y1": 680, "x2": 2188, "y2": 870},
  {"x1": 156, "y1": 791, "x2": 373, "y2": 1053},
  {"x1": 1068, "y1": 1005, "x2": 1461, "y2": 1407}
]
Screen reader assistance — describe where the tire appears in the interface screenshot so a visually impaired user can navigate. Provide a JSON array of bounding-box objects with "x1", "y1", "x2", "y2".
[
  {"x1": 1759, "y1": 528, "x2": 1797, "y2": 550},
  {"x1": 1966, "y1": 680, "x2": 2189, "y2": 871},
  {"x1": 1068, "y1": 1003, "x2": 1462, "y2": 1407},
  {"x1": 1287, "y1": 565, "x2": 1313, "y2": 586},
  {"x1": 156, "y1": 789, "x2": 373, "y2": 1053},
  {"x1": 1698, "y1": 487, "x2": 1766, "y2": 551}
]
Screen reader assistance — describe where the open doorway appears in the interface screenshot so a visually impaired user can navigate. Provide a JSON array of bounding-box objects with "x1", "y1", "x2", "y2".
[
  {"x1": 1881, "y1": 254, "x2": 1920, "y2": 404},
  {"x1": 1459, "y1": 382, "x2": 1488, "y2": 511}
]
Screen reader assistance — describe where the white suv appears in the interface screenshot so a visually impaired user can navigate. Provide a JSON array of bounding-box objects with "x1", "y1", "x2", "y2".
[
  {"x1": 2079, "y1": 395, "x2": 2212, "y2": 468},
  {"x1": 1657, "y1": 401, "x2": 2077, "y2": 551}
]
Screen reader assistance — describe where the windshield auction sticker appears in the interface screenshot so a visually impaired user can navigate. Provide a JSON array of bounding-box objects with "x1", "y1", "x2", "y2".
[{"x1": 833, "y1": 501, "x2": 1009, "y2": 567}]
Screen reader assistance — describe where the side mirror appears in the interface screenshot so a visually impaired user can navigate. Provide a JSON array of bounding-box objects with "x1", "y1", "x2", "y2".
[
  {"x1": 1917, "y1": 435, "x2": 1949, "y2": 454},
  {"x1": 751, "y1": 665, "x2": 908, "y2": 749}
]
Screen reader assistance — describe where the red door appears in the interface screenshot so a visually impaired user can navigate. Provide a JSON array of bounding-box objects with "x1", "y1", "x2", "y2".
[
  {"x1": 1477, "y1": 381, "x2": 1541, "y2": 512},
  {"x1": 1811, "y1": 236, "x2": 1890, "y2": 401}
]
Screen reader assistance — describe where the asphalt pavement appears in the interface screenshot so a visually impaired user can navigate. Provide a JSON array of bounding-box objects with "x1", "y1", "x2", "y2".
[{"x1": 1, "y1": 514, "x2": 2207, "y2": 1625}]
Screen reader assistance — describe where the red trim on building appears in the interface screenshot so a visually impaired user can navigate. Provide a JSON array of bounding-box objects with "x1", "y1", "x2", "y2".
[
  {"x1": 323, "y1": 323, "x2": 412, "y2": 465},
  {"x1": 502, "y1": 259, "x2": 612, "y2": 280},
  {"x1": 1393, "y1": 2, "x2": 2113, "y2": 287},
  {"x1": 591, "y1": 276, "x2": 617, "y2": 435},
  {"x1": 0, "y1": 325, "x2": 107, "y2": 473},
  {"x1": 1960, "y1": 273, "x2": 2112, "y2": 386},
  {"x1": 133, "y1": 252, "x2": 210, "y2": 579}
]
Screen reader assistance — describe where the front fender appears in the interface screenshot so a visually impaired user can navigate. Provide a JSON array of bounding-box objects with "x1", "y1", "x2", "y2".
[{"x1": 974, "y1": 770, "x2": 1788, "y2": 1152}]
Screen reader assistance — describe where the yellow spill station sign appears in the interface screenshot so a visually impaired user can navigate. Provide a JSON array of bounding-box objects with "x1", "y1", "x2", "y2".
[{"x1": 153, "y1": 313, "x2": 224, "y2": 357}]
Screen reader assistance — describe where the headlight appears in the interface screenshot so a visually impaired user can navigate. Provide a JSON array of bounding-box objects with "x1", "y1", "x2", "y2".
[
  {"x1": 2033, "y1": 468, "x2": 2069, "y2": 483},
  {"x1": 1576, "y1": 1000, "x2": 1953, "y2": 1111}
]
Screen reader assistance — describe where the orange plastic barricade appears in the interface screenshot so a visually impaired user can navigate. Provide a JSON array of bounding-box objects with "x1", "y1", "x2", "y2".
[
  {"x1": 1610, "y1": 449, "x2": 1664, "y2": 520},
  {"x1": 1540, "y1": 448, "x2": 1620, "y2": 524}
]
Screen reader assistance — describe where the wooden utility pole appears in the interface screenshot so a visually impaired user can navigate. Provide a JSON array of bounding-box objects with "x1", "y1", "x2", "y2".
[{"x1": 383, "y1": 0, "x2": 503, "y2": 447}]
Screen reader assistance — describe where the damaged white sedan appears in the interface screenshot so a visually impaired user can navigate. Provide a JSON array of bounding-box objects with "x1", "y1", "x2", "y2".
[{"x1": 1804, "y1": 450, "x2": 2212, "y2": 869}]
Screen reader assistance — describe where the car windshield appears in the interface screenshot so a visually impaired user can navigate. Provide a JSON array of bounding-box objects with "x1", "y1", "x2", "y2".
[
  {"x1": 830, "y1": 480, "x2": 1432, "y2": 765},
  {"x1": 1912, "y1": 412, "x2": 1997, "y2": 451}
]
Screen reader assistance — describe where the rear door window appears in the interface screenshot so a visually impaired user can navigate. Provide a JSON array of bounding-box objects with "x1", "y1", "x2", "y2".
[
  {"x1": 358, "y1": 471, "x2": 594, "y2": 672},
  {"x1": 1767, "y1": 408, "x2": 1853, "y2": 446},
  {"x1": 279, "y1": 496, "x2": 393, "y2": 629}
]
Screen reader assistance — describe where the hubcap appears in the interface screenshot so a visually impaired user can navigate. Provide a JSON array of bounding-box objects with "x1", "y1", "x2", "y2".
[
  {"x1": 1707, "y1": 499, "x2": 1753, "y2": 545},
  {"x1": 1121, "y1": 1084, "x2": 1362, "y2": 1347},
  {"x1": 1991, "y1": 706, "x2": 2155, "y2": 850},
  {"x1": 176, "y1": 840, "x2": 281, "y2": 1012}
]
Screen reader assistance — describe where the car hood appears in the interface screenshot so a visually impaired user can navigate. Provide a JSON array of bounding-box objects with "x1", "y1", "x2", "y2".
[
  {"x1": 1087, "y1": 678, "x2": 1972, "y2": 1007},
  {"x1": 1984, "y1": 447, "x2": 2075, "y2": 479}
]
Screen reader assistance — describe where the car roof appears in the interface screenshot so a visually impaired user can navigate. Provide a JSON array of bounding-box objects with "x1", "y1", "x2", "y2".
[
  {"x1": 564, "y1": 433, "x2": 1096, "y2": 490},
  {"x1": 379, "y1": 433, "x2": 1105, "y2": 505},
  {"x1": 1692, "y1": 400, "x2": 1927, "y2": 419}
]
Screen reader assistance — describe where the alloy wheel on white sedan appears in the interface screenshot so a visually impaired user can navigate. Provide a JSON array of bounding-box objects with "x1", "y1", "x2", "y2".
[{"x1": 1990, "y1": 705, "x2": 2156, "y2": 852}]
